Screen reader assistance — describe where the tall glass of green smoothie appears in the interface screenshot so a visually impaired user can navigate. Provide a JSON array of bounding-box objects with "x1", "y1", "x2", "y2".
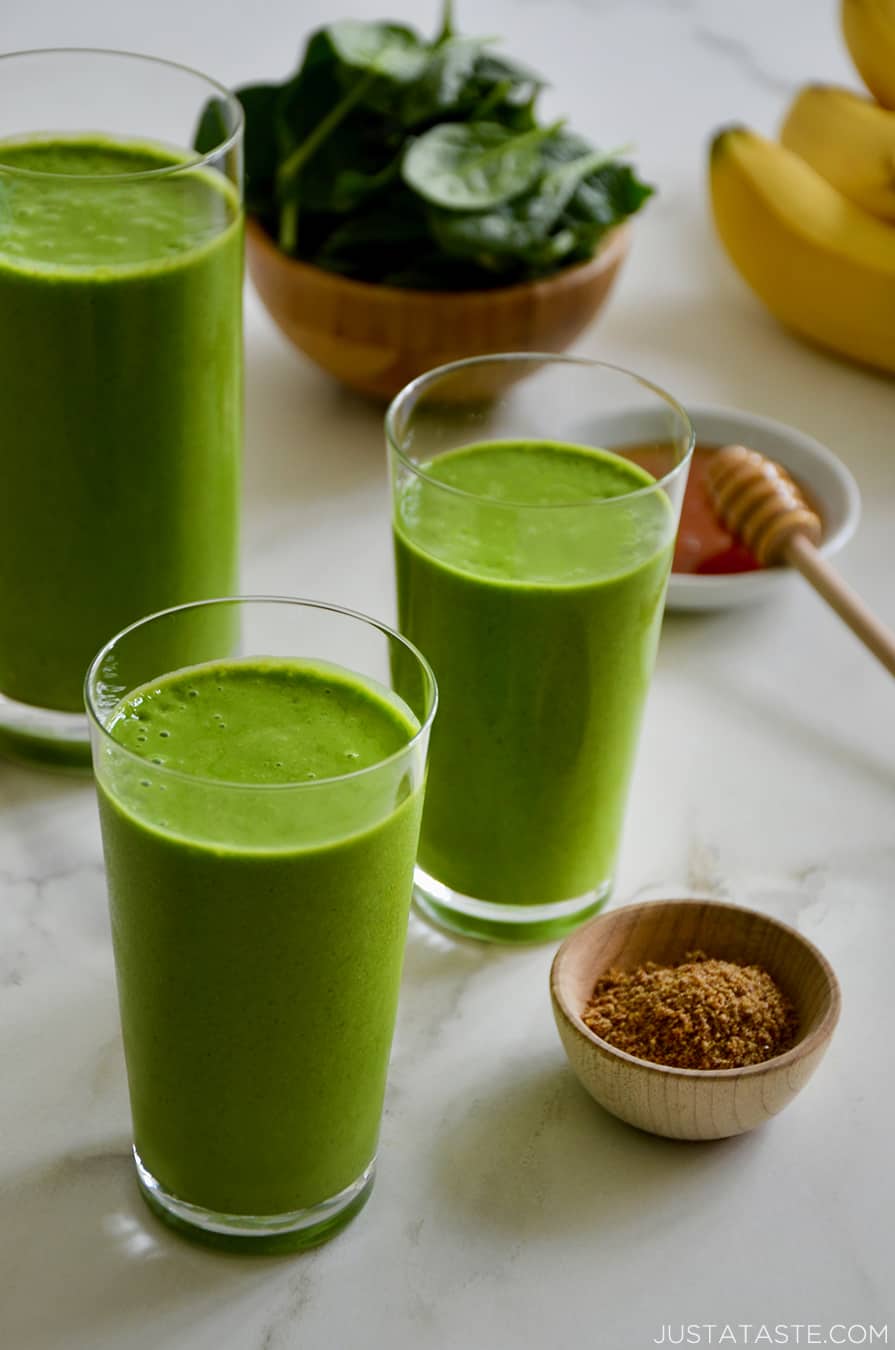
[
  {"x1": 86, "y1": 597, "x2": 436, "y2": 1251},
  {"x1": 387, "y1": 355, "x2": 693, "y2": 943},
  {"x1": 0, "y1": 50, "x2": 244, "y2": 768}
]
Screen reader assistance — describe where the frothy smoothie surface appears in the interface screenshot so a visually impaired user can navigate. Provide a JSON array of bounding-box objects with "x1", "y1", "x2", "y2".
[
  {"x1": 422, "y1": 438, "x2": 653, "y2": 503},
  {"x1": 108, "y1": 657, "x2": 417, "y2": 785},
  {"x1": 399, "y1": 439, "x2": 670, "y2": 585},
  {"x1": 0, "y1": 137, "x2": 236, "y2": 270}
]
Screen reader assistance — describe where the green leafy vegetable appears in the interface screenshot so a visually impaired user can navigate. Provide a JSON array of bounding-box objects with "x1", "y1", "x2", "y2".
[
  {"x1": 326, "y1": 20, "x2": 429, "y2": 82},
  {"x1": 193, "y1": 98, "x2": 231, "y2": 157},
  {"x1": 232, "y1": 85, "x2": 282, "y2": 214},
  {"x1": 428, "y1": 149, "x2": 626, "y2": 269},
  {"x1": 398, "y1": 34, "x2": 493, "y2": 126},
  {"x1": 197, "y1": 3, "x2": 654, "y2": 289},
  {"x1": 313, "y1": 201, "x2": 431, "y2": 279},
  {"x1": 471, "y1": 54, "x2": 541, "y2": 122},
  {"x1": 436, "y1": 0, "x2": 456, "y2": 44},
  {"x1": 402, "y1": 120, "x2": 562, "y2": 210}
]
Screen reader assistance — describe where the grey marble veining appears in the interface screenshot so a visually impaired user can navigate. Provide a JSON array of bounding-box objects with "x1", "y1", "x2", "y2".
[{"x1": 691, "y1": 26, "x2": 798, "y2": 97}]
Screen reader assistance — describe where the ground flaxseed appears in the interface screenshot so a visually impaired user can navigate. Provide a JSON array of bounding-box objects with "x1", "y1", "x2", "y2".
[{"x1": 581, "y1": 950, "x2": 798, "y2": 1070}]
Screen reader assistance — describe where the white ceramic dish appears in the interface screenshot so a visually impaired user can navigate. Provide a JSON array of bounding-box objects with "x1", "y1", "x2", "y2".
[{"x1": 665, "y1": 404, "x2": 861, "y2": 611}]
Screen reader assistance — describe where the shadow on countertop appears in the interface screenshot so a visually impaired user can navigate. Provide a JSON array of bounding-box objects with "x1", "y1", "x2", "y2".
[
  {"x1": 0, "y1": 1143, "x2": 312, "y2": 1349},
  {"x1": 430, "y1": 1053, "x2": 757, "y2": 1248}
]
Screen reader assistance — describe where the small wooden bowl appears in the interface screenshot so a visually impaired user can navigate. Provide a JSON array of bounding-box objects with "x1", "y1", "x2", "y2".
[
  {"x1": 550, "y1": 898, "x2": 840, "y2": 1141},
  {"x1": 245, "y1": 218, "x2": 631, "y2": 400}
]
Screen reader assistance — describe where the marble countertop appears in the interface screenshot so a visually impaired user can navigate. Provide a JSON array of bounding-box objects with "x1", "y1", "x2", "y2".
[{"x1": 2, "y1": 1, "x2": 893, "y2": 1347}]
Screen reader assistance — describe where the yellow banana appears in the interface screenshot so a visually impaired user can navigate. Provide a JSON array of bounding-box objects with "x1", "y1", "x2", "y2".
[
  {"x1": 781, "y1": 84, "x2": 895, "y2": 221},
  {"x1": 709, "y1": 126, "x2": 895, "y2": 374},
  {"x1": 842, "y1": 0, "x2": 895, "y2": 108}
]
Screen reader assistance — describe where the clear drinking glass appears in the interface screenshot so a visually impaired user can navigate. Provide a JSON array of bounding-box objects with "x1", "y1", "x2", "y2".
[
  {"x1": 387, "y1": 354, "x2": 693, "y2": 943},
  {"x1": 86, "y1": 597, "x2": 436, "y2": 1252},
  {"x1": 0, "y1": 50, "x2": 244, "y2": 768}
]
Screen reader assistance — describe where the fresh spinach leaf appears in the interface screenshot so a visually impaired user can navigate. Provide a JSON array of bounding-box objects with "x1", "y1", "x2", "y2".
[
  {"x1": 566, "y1": 162, "x2": 654, "y2": 229},
  {"x1": 277, "y1": 109, "x2": 396, "y2": 215},
  {"x1": 278, "y1": 69, "x2": 380, "y2": 248},
  {"x1": 473, "y1": 52, "x2": 541, "y2": 99},
  {"x1": 399, "y1": 35, "x2": 493, "y2": 126},
  {"x1": 326, "y1": 21, "x2": 429, "y2": 83},
  {"x1": 312, "y1": 197, "x2": 431, "y2": 280},
  {"x1": 327, "y1": 152, "x2": 402, "y2": 213},
  {"x1": 270, "y1": 34, "x2": 339, "y2": 246},
  {"x1": 427, "y1": 201, "x2": 549, "y2": 270},
  {"x1": 428, "y1": 203, "x2": 534, "y2": 268},
  {"x1": 471, "y1": 53, "x2": 542, "y2": 126},
  {"x1": 402, "y1": 119, "x2": 562, "y2": 210},
  {"x1": 320, "y1": 20, "x2": 433, "y2": 119},
  {"x1": 382, "y1": 254, "x2": 504, "y2": 288},
  {"x1": 525, "y1": 149, "x2": 623, "y2": 234},
  {"x1": 208, "y1": 8, "x2": 654, "y2": 286},
  {"x1": 539, "y1": 128, "x2": 596, "y2": 165},
  {"x1": 276, "y1": 51, "x2": 367, "y2": 188},
  {"x1": 435, "y1": 0, "x2": 456, "y2": 45},
  {"x1": 275, "y1": 29, "x2": 343, "y2": 156},
  {"x1": 193, "y1": 97, "x2": 231, "y2": 156},
  {"x1": 193, "y1": 87, "x2": 280, "y2": 214},
  {"x1": 428, "y1": 151, "x2": 628, "y2": 272},
  {"x1": 231, "y1": 85, "x2": 282, "y2": 213},
  {"x1": 274, "y1": 20, "x2": 430, "y2": 245},
  {"x1": 315, "y1": 205, "x2": 428, "y2": 255}
]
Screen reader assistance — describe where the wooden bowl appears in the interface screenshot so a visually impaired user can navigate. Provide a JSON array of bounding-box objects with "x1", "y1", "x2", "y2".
[
  {"x1": 245, "y1": 218, "x2": 631, "y2": 400},
  {"x1": 550, "y1": 898, "x2": 840, "y2": 1141}
]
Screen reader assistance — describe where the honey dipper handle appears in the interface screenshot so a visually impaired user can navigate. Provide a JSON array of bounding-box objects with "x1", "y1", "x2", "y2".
[{"x1": 785, "y1": 533, "x2": 895, "y2": 677}]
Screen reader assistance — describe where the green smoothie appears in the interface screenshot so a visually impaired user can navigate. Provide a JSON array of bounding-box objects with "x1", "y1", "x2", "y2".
[
  {"x1": 394, "y1": 438, "x2": 674, "y2": 909},
  {"x1": 0, "y1": 138, "x2": 242, "y2": 715},
  {"x1": 95, "y1": 656, "x2": 423, "y2": 1222}
]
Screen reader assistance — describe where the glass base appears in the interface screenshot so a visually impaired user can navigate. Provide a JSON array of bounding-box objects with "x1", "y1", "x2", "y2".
[
  {"x1": 134, "y1": 1149, "x2": 376, "y2": 1254},
  {"x1": 412, "y1": 866, "x2": 610, "y2": 944},
  {"x1": 0, "y1": 692, "x2": 91, "y2": 772}
]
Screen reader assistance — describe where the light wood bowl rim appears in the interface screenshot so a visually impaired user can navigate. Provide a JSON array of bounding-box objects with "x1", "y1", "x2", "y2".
[
  {"x1": 551, "y1": 897, "x2": 841, "y2": 1082},
  {"x1": 244, "y1": 215, "x2": 632, "y2": 306}
]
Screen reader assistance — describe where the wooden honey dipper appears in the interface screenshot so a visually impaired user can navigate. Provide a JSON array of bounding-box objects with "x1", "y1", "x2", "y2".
[{"x1": 706, "y1": 445, "x2": 895, "y2": 677}]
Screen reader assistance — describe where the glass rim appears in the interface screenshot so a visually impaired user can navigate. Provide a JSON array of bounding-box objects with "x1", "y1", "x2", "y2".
[
  {"x1": 385, "y1": 352, "x2": 695, "y2": 510},
  {"x1": 84, "y1": 596, "x2": 438, "y2": 792},
  {"x1": 0, "y1": 48, "x2": 244, "y2": 182}
]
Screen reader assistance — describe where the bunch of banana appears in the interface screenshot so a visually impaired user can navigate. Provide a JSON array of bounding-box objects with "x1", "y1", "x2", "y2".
[
  {"x1": 709, "y1": 0, "x2": 895, "y2": 374},
  {"x1": 781, "y1": 85, "x2": 895, "y2": 221},
  {"x1": 841, "y1": 0, "x2": 895, "y2": 107}
]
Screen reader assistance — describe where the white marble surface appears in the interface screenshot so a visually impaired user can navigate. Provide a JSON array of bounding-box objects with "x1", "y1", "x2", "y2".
[{"x1": 2, "y1": 2, "x2": 893, "y2": 1347}]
